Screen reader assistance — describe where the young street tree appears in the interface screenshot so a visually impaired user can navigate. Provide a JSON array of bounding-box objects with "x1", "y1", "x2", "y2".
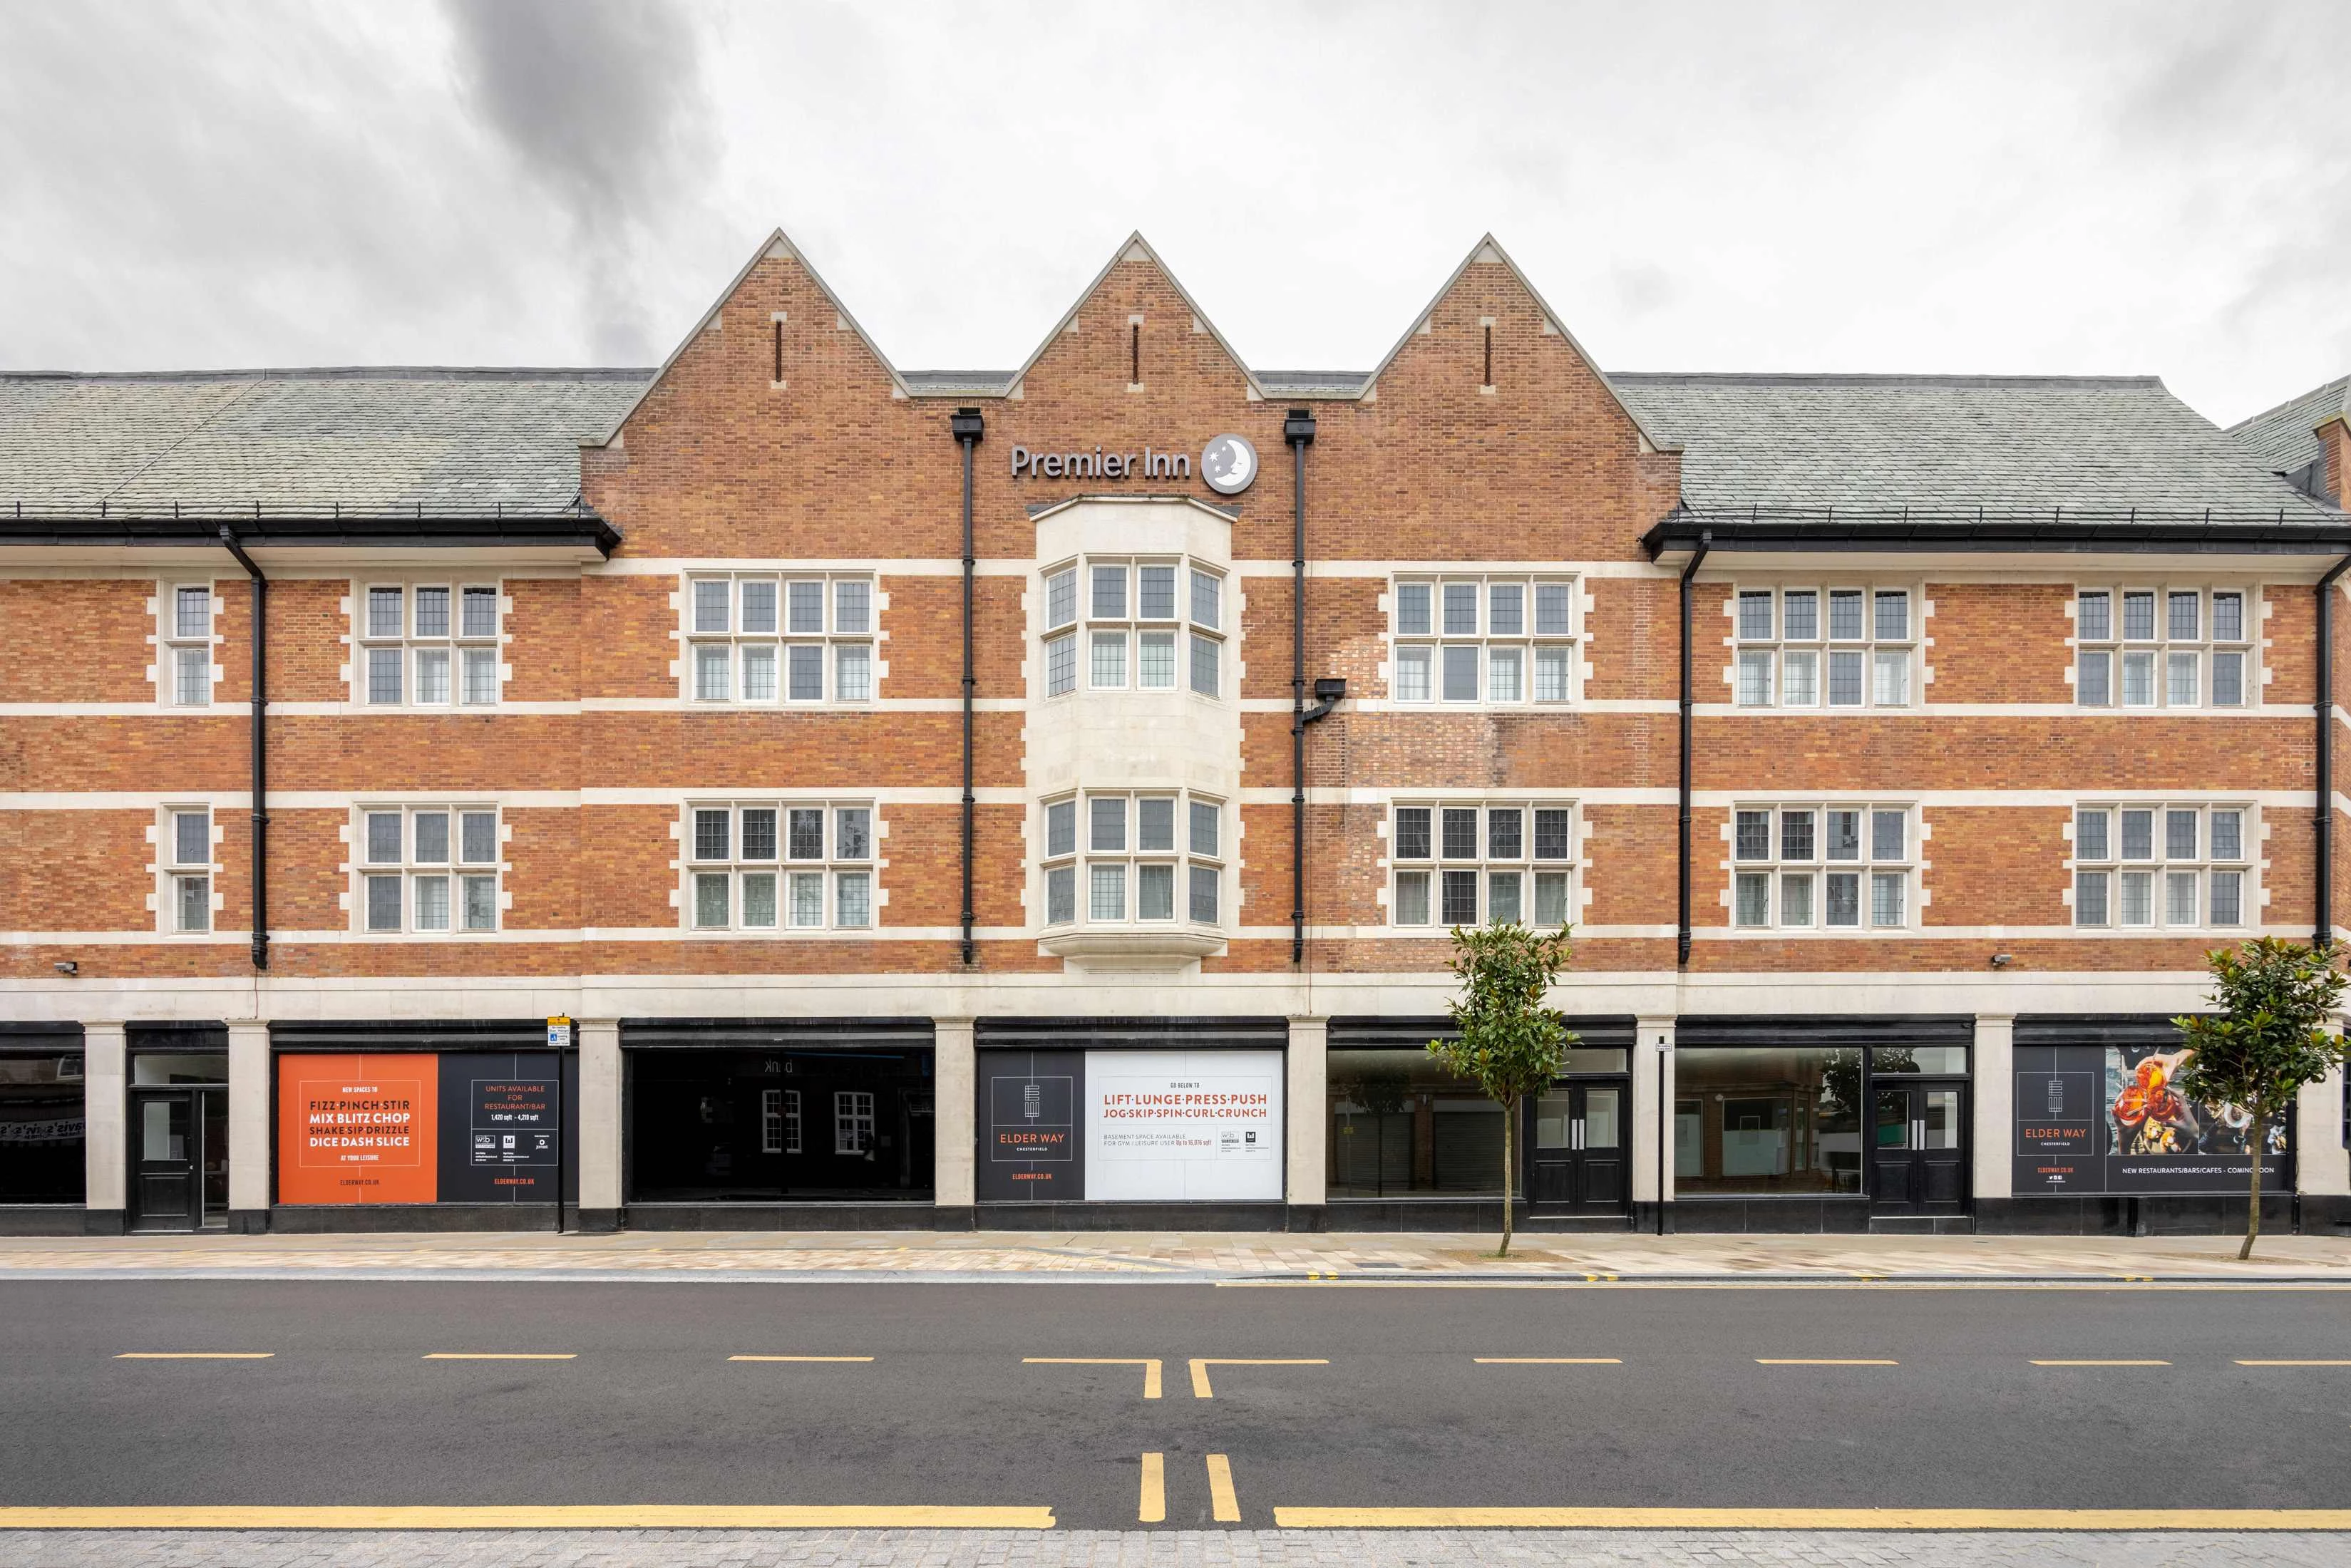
[
  {"x1": 2173, "y1": 937, "x2": 2347, "y2": 1262},
  {"x1": 1427, "y1": 922, "x2": 1577, "y2": 1258}
]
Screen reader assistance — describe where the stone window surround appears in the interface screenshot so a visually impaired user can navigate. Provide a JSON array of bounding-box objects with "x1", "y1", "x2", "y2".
[{"x1": 342, "y1": 578, "x2": 510, "y2": 711}]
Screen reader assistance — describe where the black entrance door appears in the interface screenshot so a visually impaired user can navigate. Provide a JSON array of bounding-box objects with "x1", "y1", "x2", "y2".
[
  {"x1": 1870, "y1": 1081, "x2": 1967, "y2": 1214},
  {"x1": 1526, "y1": 1081, "x2": 1628, "y2": 1213},
  {"x1": 130, "y1": 1088, "x2": 227, "y2": 1232}
]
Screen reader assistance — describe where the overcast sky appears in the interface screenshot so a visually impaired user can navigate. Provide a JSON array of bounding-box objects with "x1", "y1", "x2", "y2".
[{"x1": 1, "y1": 0, "x2": 2342, "y2": 425}]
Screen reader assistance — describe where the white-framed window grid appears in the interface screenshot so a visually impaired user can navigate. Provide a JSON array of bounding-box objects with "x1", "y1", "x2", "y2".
[
  {"x1": 2070, "y1": 803, "x2": 2253, "y2": 929},
  {"x1": 1730, "y1": 803, "x2": 1915, "y2": 930},
  {"x1": 1388, "y1": 800, "x2": 1578, "y2": 928},
  {"x1": 1388, "y1": 575, "x2": 1579, "y2": 706},
  {"x1": 158, "y1": 804, "x2": 216, "y2": 934},
  {"x1": 2072, "y1": 587, "x2": 2254, "y2": 709},
  {"x1": 761, "y1": 1088, "x2": 803, "y2": 1155},
  {"x1": 1040, "y1": 557, "x2": 1225, "y2": 701},
  {"x1": 685, "y1": 572, "x2": 876, "y2": 706},
  {"x1": 1732, "y1": 585, "x2": 1916, "y2": 708},
  {"x1": 1039, "y1": 790, "x2": 1225, "y2": 929},
  {"x1": 834, "y1": 1090, "x2": 875, "y2": 1156},
  {"x1": 684, "y1": 800, "x2": 877, "y2": 932},
  {"x1": 355, "y1": 805, "x2": 503, "y2": 934},
  {"x1": 355, "y1": 582, "x2": 503, "y2": 708},
  {"x1": 161, "y1": 581, "x2": 217, "y2": 708}
]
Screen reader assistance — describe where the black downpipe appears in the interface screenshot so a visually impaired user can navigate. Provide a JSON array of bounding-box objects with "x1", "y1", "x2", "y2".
[
  {"x1": 2320, "y1": 552, "x2": 2351, "y2": 949},
  {"x1": 1285, "y1": 411, "x2": 1316, "y2": 965},
  {"x1": 1675, "y1": 529, "x2": 1712, "y2": 968},
  {"x1": 951, "y1": 408, "x2": 984, "y2": 966},
  {"x1": 218, "y1": 527, "x2": 269, "y2": 971}
]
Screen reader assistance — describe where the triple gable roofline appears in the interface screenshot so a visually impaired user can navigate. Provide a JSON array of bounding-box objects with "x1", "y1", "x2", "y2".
[{"x1": 585, "y1": 226, "x2": 1679, "y2": 453}]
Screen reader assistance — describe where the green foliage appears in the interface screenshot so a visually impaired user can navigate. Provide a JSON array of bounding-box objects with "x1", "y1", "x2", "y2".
[
  {"x1": 2172, "y1": 938, "x2": 2347, "y2": 1120},
  {"x1": 2172, "y1": 937, "x2": 2347, "y2": 1259},
  {"x1": 1427, "y1": 922, "x2": 1578, "y2": 1256},
  {"x1": 1426, "y1": 922, "x2": 1578, "y2": 1107}
]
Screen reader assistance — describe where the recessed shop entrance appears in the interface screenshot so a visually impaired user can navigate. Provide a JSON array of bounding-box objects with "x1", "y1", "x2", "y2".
[
  {"x1": 1527, "y1": 1078, "x2": 1629, "y2": 1215},
  {"x1": 1869, "y1": 1080, "x2": 1967, "y2": 1215},
  {"x1": 128, "y1": 1036, "x2": 232, "y2": 1233},
  {"x1": 130, "y1": 1088, "x2": 227, "y2": 1232}
]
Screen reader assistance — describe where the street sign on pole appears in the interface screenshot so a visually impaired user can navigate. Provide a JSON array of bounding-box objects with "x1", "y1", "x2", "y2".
[{"x1": 546, "y1": 1016, "x2": 573, "y2": 1232}]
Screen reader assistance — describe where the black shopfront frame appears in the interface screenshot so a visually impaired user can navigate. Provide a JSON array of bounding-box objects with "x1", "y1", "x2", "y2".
[
  {"x1": 1324, "y1": 1016, "x2": 1639, "y2": 1229},
  {"x1": 267, "y1": 1019, "x2": 577, "y2": 1233},
  {"x1": 1669, "y1": 1016, "x2": 1975, "y2": 1232},
  {"x1": 1985, "y1": 1013, "x2": 2342, "y2": 1237},
  {"x1": 0, "y1": 1022, "x2": 87, "y2": 1227},
  {"x1": 972, "y1": 1017, "x2": 1290, "y2": 1230},
  {"x1": 620, "y1": 1018, "x2": 936, "y2": 1228}
]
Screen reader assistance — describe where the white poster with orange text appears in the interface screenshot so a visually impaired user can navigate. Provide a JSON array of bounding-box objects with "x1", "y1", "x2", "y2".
[{"x1": 1084, "y1": 1049, "x2": 1282, "y2": 1200}]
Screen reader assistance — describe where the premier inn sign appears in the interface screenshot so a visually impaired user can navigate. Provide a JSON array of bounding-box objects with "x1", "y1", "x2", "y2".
[{"x1": 1009, "y1": 434, "x2": 1259, "y2": 495}]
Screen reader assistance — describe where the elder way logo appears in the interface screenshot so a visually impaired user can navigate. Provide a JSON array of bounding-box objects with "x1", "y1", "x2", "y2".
[{"x1": 1008, "y1": 433, "x2": 1260, "y2": 496}]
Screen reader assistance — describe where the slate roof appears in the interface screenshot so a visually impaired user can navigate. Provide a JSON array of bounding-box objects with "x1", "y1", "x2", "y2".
[
  {"x1": 1, "y1": 363, "x2": 2331, "y2": 525},
  {"x1": 2228, "y1": 375, "x2": 2348, "y2": 484},
  {"x1": 0, "y1": 368, "x2": 650, "y2": 518},
  {"x1": 1612, "y1": 373, "x2": 2333, "y2": 520}
]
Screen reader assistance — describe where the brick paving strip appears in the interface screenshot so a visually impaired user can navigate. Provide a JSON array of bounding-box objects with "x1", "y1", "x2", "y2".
[
  {"x1": 0, "y1": 1231, "x2": 2346, "y2": 1281},
  {"x1": 2, "y1": 1530, "x2": 2345, "y2": 1568}
]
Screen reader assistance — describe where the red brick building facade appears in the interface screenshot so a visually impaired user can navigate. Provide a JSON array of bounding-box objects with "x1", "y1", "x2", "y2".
[{"x1": 4, "y1": 231, "x2": 2347, "y2": 1235}]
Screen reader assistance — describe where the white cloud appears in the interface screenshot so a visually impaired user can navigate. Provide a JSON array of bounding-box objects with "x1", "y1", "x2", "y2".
[{"x1": 0, "y1": 0, "x2": 2341, "y2": 423}]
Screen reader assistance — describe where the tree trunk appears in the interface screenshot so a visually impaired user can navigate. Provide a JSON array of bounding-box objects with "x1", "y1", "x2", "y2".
[
  {"x1": 2241, "y1": 1100, "x2": 2265, "y2": 1262},
  {"x1": 1498, "y1": 1095, "x2": 1515, "y2": 1259}
]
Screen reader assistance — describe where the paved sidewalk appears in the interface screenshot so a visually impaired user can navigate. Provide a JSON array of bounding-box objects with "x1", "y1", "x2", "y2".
[
  {"x1": 3, "y1": 1530, "x2": 2344, "y2": 1568},
  {"x1": 0, "y1": 1229, "x2": 2345, "y2": 1281}
]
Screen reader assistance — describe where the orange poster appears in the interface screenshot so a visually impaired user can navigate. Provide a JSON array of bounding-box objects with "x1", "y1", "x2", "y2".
[{"x1": 277, "y1": 1054, "x2": 438, "y2": 1204}]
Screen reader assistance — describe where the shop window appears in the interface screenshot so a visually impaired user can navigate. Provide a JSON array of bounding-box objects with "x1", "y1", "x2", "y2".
[
  {"x1": 162, "y1": 582, "x2": 216, "y2": 707},
  {"x1": 356, "y1": 805, "x2": 501, "y2": 934},
  {"x1": 2074, "y1": 587, "x2": 2253, "y2": 708},
  {"x1": 160, "y1": 805, "x2": 215, "y2": 934},
  {"x1": 1327, "y1": 1048, "x2": 1510, "y2": 1197},
  {"x1": 0, "y1": 1053, "x2": 86, "y2": 1204},
  {"x1": 684, "y1": 800, "x2": 876, "y2": 932},
  {"x1": 1732, "y1": 585, "x2": 1916, "y2": 709},
  {"x1": 685, "y1": 572, "x2": 876, "y2": 706},
  {"x1": 2072, "y1": 803, "x2": 2252, "y2": 929},
  {"x1": 1390, "y1": 801, "x2": 1576, "y2": 929},
  {"x1": 357, "y1": 582, "x2": 502, "y2": 708},
  {"x1": 1730, "y1": 803, "x2": 1914, "y2": 931},
  {"x1": 1871, "y1": 1044, "x2": 1968, "y2": 1076},
  {"x1": 1674, "y1": 1046, "x2": 1864, "y2": 1195},
  {"x1": 1039, "y1": 790, "x2": 1223, "y2": 931},
  {"x1": 627, "y1": 1046, "x2": 934, "y2": 1202},
  {"x1": 1389, "y1": 574, "x2": 1578, "y2": 706},
  {"x1": 1041, "y1": 556, "x2": 1224, "y2": 700}
]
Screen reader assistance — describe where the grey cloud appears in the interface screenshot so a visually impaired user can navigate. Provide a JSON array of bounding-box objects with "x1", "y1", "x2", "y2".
[
  {"x1": 1610, "y1": 263, "x2": 1681, "y2": 318},
  {"x1": 440, "y1": 0, "x2": 716, "y2": 363}
]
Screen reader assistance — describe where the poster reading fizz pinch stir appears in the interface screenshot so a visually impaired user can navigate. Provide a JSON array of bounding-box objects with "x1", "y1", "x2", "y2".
[
  {"x1": 1084, "y1": 1049, "x2": 1282, "y2": 1201},
  {"x1": 277, "y1": 1052, "x2": 572, "y2": 1205},
  {"x1": 278, "y1": 1054, "x2": 438, "y2": 1205}
]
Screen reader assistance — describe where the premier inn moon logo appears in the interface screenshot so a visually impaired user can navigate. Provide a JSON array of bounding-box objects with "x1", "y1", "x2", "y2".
[
  {"x1": 1006, "y1": 433, "x2": 1262, "y2": 496},
  {"x1": 1200, "y1": 434, "x2": 1258, "y2": 495}
]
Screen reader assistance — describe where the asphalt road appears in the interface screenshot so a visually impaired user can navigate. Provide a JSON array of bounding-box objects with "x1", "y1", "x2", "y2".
[{"x1": 1, "y1": 1280, "x2": 2347, "y2": 1529}]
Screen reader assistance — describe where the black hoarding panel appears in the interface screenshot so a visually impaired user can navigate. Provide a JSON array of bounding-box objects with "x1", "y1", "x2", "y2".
[
  {"x1": 2012, "y1": 1043, "x2": 2290, "y2": 1197},
  {"x1": 435, "y1": 1052, "x2": 577, "y2": 1205},
  {"x1": 977, "y1": 1049, "x2": 1084, "y2": 1203}
]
